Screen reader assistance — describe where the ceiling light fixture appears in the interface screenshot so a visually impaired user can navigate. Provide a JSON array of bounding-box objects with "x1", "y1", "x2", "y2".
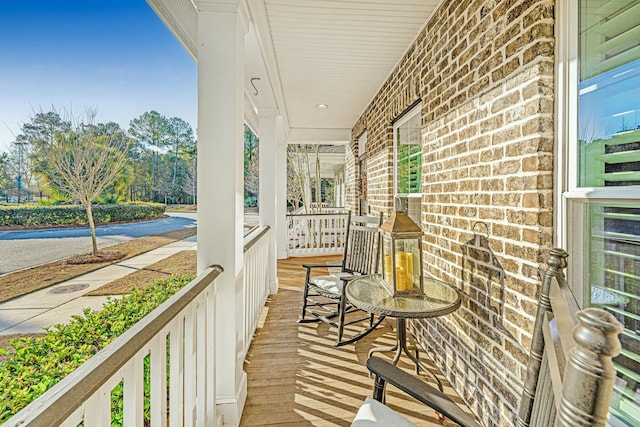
[{"x1": 316, "y1": 104, "x2": 329, "y2": 109}]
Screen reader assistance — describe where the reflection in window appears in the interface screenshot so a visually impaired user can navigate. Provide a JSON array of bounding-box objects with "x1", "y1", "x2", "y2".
[
  {"x1": 578, "y1": 1, "x2": 640, "y2": 424},
  {"x1": 395, "y1": 106, "x2": 421, "y2": 194},
  {"x1": 578, "y1": 60, "x2": 640, "y2": 187},
  {"x1": 585, "y1": 203, "x2": 640, "y2": 425}
]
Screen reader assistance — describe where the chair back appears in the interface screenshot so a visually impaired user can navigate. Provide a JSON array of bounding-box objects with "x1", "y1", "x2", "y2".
[
  {"x1": 342, "y1": 212, "x2": 382, "y2": 276},
  {"x1": 517, "y1": 248, "x2": 622, "y2": 427}
]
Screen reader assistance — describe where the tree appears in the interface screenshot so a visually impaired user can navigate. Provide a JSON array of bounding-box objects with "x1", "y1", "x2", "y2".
[
  {"x1": 287, "y1": 144, "x2": 322, "y2": 213},
  {"x1": 20, "y1": 109, "x2": 72, "y2": 200},
  {"x1": 2, "y1": 136, "x2": 36, "y2": 203},
  {"x1": 22, "y1": 109, "x2": 72, "y2": 150},
  {"x1": 129, "y1": 111, "x2": 170, "y2": 202},
  {"x1": 167, "y1": 117, "x2": 195, "y2": 194},
  {"x1": 154, "y1": 154, "x2": 174, "y2": 204},
  {"x1": 286, "y1": 153, "x2": 303, "y2": 211},
  {"x1": 184, "y1": 154, "x2": 197, "y2": 205},
  {"x1": 244, "y1": 125, "x2": 259, "y2": 206},
  {"x1": 0, "y1": 153, "x2": 11, "y2": 202},
  {"x1": 44, "y1": 113, "x2": 129, "y2": 256}
]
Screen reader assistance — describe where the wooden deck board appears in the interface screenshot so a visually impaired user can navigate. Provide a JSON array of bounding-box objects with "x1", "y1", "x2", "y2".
[{"x1": 240, "y1": 256, "x2": 474, "y2": 426}]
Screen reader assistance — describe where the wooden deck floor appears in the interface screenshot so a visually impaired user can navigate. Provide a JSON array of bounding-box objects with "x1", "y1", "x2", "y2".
[{"x1": 240, "y1": 256, "x2": 474, "y2": 426}]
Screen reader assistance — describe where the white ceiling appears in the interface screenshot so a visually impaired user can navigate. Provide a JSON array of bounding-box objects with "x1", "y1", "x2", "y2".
[
  {"x1": 148, "y1": 0, "x2": 440, "y2": 143},
  {"x1": 246, "y1": 0, "x2": 439, "y2": 142}
]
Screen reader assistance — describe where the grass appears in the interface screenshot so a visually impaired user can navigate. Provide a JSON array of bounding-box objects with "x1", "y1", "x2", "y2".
[
  {"x1": 0, "y1": 227, "x2": 196, "y2": 303},
  {"x1": 87, "y1": 250, "x2": 197, "y2": 296}
]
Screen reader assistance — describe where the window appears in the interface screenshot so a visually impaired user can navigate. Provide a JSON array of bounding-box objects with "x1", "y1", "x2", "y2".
[
  {"x1": 394, "y1": 104, "x2": 422, "y2": 195},
  {"x1": 562, "y1": 1, "x2": 640, "y2": 424}
]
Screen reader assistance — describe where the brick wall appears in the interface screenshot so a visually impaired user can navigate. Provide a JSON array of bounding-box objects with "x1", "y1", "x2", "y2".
[{"x1": 349, "y1": 0, "x2": 555, "y2": 424}]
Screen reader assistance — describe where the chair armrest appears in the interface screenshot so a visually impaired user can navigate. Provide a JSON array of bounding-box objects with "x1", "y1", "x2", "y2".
[
  {"x1": 366, "y1": 357, "x2": 481, "y2": 427},
  {"x1": 302, "y1": 262, "x2": 343, "y2": 271}
]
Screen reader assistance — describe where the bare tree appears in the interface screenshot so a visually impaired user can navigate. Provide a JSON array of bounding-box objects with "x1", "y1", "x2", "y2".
[
  {"x1": 287, "y1": 144, "x2": 322, "y2": 213},
  {"x1": 45, "y1": 112, "x2": 129, "y2": 256},
  {"x1": 286, "y1": 155, "x2": 303, "y2": 211},
  {"x1": 287, "y1": 145, "x2": 310, "y2": 212}
]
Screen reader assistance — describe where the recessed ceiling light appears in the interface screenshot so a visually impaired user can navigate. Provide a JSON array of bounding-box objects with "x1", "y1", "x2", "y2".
[{"x1": 316, "y1": 104, "x2": 329, "y2": 109}]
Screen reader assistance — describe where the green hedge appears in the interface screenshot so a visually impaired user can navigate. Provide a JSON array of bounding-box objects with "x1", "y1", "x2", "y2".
[
  {"x1": 0, "y1": 203, "x2": 166, "y2": 227},
  {"x1": 0, "y1": 274, "x2": 194, "y2": 424}
]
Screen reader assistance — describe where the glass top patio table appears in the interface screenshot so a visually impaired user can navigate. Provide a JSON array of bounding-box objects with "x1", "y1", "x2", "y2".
[
  {"x1": 346, "y1": 274, "x2": 461, "y2": 319},
  {"x1": 346, "y1": 274, "x2": 461, "y2": 391}
]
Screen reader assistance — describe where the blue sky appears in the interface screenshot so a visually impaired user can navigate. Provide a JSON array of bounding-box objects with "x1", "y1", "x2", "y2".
[{"x1": 0, "y1": 0, "x2": 197, "y2": 152}]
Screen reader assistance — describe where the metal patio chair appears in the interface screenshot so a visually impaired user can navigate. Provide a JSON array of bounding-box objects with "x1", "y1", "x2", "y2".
[
  {"x1": 352, "y1": 248, "x2": 623, "y2": 426},
  {"x1": 298, "y1": 211, "x2": 384, "y2": 346}
]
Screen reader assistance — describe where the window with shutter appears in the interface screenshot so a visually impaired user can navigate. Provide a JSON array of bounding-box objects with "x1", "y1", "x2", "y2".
[
  {"x1": 574, "y1": 1, "x2": 640, "y2": 424},
  {"x1": 393, "y1": 104, "x2": 422, "y2": 196}
]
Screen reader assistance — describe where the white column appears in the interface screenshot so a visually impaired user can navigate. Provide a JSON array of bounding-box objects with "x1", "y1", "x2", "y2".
[
  {"x1": 258, "y1": 109, "x2": 279, "y2": 291},
  {"x1": 196, "y1": 1, "x2": 247, "y2": 425},
  {"x1": 276, "y1": 133, "x2": 288, "y2": 259}
]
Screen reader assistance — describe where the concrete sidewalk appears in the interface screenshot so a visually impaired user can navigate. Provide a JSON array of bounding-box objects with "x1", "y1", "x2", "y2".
[{"x1": 0, "y1": 235, "x2": 197, "y2": 336}]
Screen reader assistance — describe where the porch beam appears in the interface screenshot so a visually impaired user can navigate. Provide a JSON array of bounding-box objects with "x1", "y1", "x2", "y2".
[{"x1": 287, "y1": 127, "x2": 352, "y2": 144}]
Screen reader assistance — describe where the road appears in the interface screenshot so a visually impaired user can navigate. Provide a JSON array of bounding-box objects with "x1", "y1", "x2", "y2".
[{"x1": 0, "y1": 212, "x2": 196, "y2": 275}]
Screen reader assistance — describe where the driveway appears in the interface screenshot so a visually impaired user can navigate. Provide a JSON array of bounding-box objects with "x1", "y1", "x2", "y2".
[{"x1": 0, "y1": 212, "x2": 196, "y2": 275}]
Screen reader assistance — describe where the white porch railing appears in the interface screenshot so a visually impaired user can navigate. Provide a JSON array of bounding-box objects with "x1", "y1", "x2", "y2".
[
  {"x1": 4, "y1": 266, "x2": 222, "y2": 427},
  {"x1": 4, "y1": 226, "x2": 275, "y2": 427},
  {"x1": 242, "y1": 226, "x2": 272, "y2": 359},
  {"x1": 287, "y1": 213, "x2": 348, "y2": 256}
]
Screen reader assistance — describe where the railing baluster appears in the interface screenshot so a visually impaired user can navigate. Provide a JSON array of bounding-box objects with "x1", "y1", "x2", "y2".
[
  {"x1": 59, "y1": 407, "x2": 82, "y2": 427},
  {"x1": 183, "y1": 304, "x2": 196, "y2": 426},
  {"x1": 206, "y1": 287, "x2": 216, "y2": 424},
  {"x1": 196, "y1": 295, "x2": 207, "y2": 425},
  {"x1": 83, "y1": 384, "x2": 110, "y2": 427},
  {"x1": 123, "y1": 351, "x2": 144, "y2": 426},
  {"x1": 150, "y1": 332, "x2": 168, "y2": 427},
  {"x1": 169, "y1": 317, "x2": 185, "y2": 427}
]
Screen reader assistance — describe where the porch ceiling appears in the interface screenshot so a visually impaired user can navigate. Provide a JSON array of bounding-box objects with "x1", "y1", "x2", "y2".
[
  {"x1": 248, "y1": 0, "x2": 439, "y2": 142},
  {"x1": 147, "y1": 0, "x2": 439, "y2": 144}
]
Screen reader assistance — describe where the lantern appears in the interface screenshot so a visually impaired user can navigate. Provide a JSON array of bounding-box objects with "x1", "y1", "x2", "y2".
[{"x1": 379, "y1": 202, "x2": 424, "y2": 297}]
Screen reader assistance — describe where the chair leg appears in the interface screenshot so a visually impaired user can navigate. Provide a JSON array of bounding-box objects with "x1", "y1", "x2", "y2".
[
  {"x1": 373, "y1": 375, "x2": 386, "y2": 404},
  {"x1": 299, "y1": 269, "x2": 312, "y2": 321},
  {"x1": 336, "y1": 293, "x2": 347, "y2": 344}
]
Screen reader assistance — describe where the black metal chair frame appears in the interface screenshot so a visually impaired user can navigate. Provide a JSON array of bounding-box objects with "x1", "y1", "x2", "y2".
[
  {"x1": 357, "y1": 248, "x2": 623, "y2": 426},
  {"x1": 299, "y1": 211, "x2": 385, "y2": 347}
]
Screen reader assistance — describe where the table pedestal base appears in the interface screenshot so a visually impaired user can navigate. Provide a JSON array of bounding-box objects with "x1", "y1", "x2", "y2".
[{"x1": 368, "y1": 318, "x2": 443, "y2": 391}]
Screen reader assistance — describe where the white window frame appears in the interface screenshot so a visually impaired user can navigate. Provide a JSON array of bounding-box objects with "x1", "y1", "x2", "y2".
[
  {"x1": 358, "y1": 131, "x2": 367, "y2": 158},
  {"x1": 557, "y1": 6, "x2": 640, "y2": 424},
  {"x1": 393, "y1": 103, "x2": 423, "y2": 199},
  {"x1": 555, "y1": 0, "x2": 640, "y2": 296}
]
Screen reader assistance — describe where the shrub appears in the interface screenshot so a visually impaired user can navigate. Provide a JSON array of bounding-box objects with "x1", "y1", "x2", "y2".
[
  {"x1": 96, "y1": 193, "x2": 124, "y2": 205},
  {"x1": 0, "y1": 203, "x2": 166, "y2": 227},
  {"x1": 37, "y1": 195, "x2": 68, "y2": 206},
  {"x1": 0, "y1": 274, "x2": 194, "y2": 423},
  {"x1": 244, "y1": 195, "x2": 258, "y2": 207}
]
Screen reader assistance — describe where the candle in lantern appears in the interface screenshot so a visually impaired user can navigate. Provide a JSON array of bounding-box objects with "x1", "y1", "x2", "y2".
[
  {"x1": 406, "y1": 252, "x2": 413, "y2": 285},
  {"x1": 396, "y1": 266, "x2": 407, "y2": 290},
  {"x1": 395, "y1": 251, "x2": 413, "y2": 290},
  {"x1": 385, "y1": 254, "x2": 392, "y2": 281}
]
